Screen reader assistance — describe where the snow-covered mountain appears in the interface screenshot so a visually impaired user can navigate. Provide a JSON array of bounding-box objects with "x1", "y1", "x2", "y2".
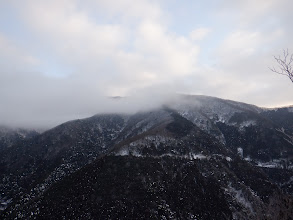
[{"x1": 1, "y1": 95, "x2": 293, "y2": 219}]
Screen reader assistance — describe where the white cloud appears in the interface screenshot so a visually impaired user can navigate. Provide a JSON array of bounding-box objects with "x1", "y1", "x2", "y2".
[
  {"x1": 217, "y1": 0, "x2": 278, "y2": 26},
  {"x1": 190, "y1": 28, "x2": 211, "y2": 41},
  {"x1": 32, "y1": 1, "x2": 198, "y2": 90},
  {"x1": 88, "y1": 0, "x2": 163, "y2": 21},
  {"x1": 135, "y1": 20, "x2": 199, "y2": 76},
  {"x1": 0, "y1": 0, "x2": 203, "y2": 127},
  {"x1": 0, "y1": 33, "x2": 39, "y2": 70},
  {"x1": 1, "y1": 0, "x2": 293, "y2": 128},
  {"x1": 216, "y1": 30, "x2": 265, "y2": 64},
  {"x1": 20, "y1": 1, "x2": 127, "y2": 60}
]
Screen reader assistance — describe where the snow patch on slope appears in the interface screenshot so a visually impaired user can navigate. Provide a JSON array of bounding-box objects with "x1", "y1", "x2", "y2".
[{"x1": 225, "y1": 183, "x2": 254, "y2": 214}]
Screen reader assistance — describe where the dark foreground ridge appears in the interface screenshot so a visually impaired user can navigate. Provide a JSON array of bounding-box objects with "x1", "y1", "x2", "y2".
[{"x1": 17, "y1": 156, "x2": 233, "y2": 219}]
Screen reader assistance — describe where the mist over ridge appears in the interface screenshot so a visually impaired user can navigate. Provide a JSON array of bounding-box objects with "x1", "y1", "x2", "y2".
[{"x1": 2, "y1": 90, "x2": 291, "y2": 130}]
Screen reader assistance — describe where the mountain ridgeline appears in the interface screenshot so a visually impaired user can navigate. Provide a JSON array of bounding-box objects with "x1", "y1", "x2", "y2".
[{"x1": 1, "y1": 95, "x2": 293, "y2": 219}]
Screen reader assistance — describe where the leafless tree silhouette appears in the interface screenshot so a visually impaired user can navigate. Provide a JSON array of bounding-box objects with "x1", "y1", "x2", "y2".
[{"x1": 270, "y1": 49, "x2": 293, "y2": 83}]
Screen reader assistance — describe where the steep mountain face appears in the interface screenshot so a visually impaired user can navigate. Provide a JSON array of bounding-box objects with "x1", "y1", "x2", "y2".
[
  {"x1": 0, "y1": 127, "x2": 39, "y2": 211},
  {"x1": 0, "y1": 127, "x2": 39, "y2": 152},
  {"x1": 171, "y1": 95, "x2": 263, "y2": 144},
  {"x1": 0, "y1": 114, "x2": 128, "y2": 211},
  {"x1": 1, "y1": 95, "x2": 293, "y2": 219},
  {"x1": 174, "y1": 95, "x2": 293, "y2": 163},
  {"x1": 261, "y1": 107, "x2": 293, "y2": 139}
]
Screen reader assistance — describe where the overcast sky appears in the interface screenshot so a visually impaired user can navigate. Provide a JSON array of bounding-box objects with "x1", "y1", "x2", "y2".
[{"x1": 0, "y1": 0, "x2": 292, "y2": 128}]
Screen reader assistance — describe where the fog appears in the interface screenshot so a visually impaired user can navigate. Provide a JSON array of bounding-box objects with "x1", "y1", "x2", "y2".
[{"x1": 0, "y1": 72, "x2": 180, "y2": 129}]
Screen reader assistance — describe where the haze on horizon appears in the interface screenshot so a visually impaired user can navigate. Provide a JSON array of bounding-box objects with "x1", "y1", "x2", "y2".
[{"x1": 0, "y1": 0, "x2": 292, "y2": 128}]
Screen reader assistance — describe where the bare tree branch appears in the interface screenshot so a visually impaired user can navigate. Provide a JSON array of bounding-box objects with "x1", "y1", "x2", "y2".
[{"x1": 270, "y1": 49, "x2": 293, "y2": 83}]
